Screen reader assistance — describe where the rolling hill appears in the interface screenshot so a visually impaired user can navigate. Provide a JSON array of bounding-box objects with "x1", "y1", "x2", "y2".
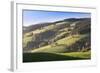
[{"x1": 23, "y1": 18, "x2": 91, "y2": 62}]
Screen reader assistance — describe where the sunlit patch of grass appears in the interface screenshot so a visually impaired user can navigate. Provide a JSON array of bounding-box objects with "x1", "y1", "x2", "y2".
[
  {"x1": 23, "y1": 36, "x2": 32, "y2": 48},
  {"x1": 57, "y1": 35, "x2": 80, "y2": 46},
  {"x1": 31, "y1": 45, "x2": 67, "y2": 53},
  {"x1": 60, "y1": 51, "x2": 91, "y2": 59},
  {"x1": 57, "y1": 34, "x2": 87, "y2": 46}
]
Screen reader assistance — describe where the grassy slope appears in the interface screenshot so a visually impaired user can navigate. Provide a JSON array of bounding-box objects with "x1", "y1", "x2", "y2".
[
  {"x1": 60, "y1": 51, "x2": 91, "y2": 59},
  {"x1": 23, "y1": 21, "x2": 70, "y2": 48},
  {"x1": 31, "y1": 34, "x2": 87, "y2": 53},
  {"x1": 23, "y1": 51, "x2": 90, "y2": 62},
  {"x1": 23, "y1": 24, "x2": 56, "y2": 48}
]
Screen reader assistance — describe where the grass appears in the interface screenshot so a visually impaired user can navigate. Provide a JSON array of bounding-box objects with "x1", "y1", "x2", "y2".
[
  {"x1": 57, "y1": 35, "x2": 80, "y2": 46},
  {"x1": 23, "y1": 51, "x2": 91, "y2": 62},
  {"x1": 57, "y1": 34, "x2": 87, "y2": 46},
  {"x1": 60, "y1": 51, "x2": 91, "y2": 59},
  {"x1": 23, "y1": 24, "x2": 56, "y2": 48},
  {"x1": 31, "y1": 34, "x2": 87, "y2": 53},
  {"x1": 31, "y1": 45, "x2": 67, "y2": 53},
  {"x1": 23, "y1": 36, "x2": 32, "y2": 47}
]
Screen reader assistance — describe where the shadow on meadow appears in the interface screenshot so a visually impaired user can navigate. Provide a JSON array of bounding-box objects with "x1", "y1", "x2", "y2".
[{"x1": 23, "y1": 52, "x2": 90, "y2": 62}]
